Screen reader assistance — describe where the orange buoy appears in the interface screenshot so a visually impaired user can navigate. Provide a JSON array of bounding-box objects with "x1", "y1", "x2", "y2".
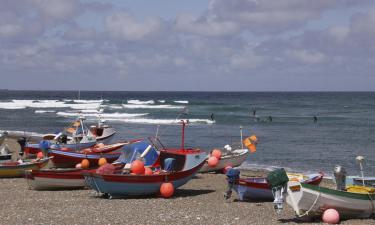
[
  {"x1": 98, "y1": 157, "x2": 107, "y2": 166},
  {"x1": 131, "y1": 159, "x2": 145, "y2": 174},
  {"x1": 207, "y1": 156, "x2": 219, "y2": 167},
  {"x1": 75, "y1": 163, "x2": 82, "y2": 169},
  {"x1": 36, "y1": 151, "x2": 44, "y2": 159},
  {"x1": 81, "y1": 159, "x2": 90, "y2": 169},
  {"x1": 211, "y1": 149, "x2": 222, "y2": 159},
  {"x1": 223, "y1": 165, "x2": 232, "y2": 174},
  {"x1": 160, "y1": 182, "x2": 174, "y2": 198},
  {"x1": 249, "y1": 135, "x2": 258, "y2": 143}
]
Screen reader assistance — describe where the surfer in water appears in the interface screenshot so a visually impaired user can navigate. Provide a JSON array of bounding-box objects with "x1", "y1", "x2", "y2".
[
  {"x1": 268, "y1": 116, "x2": 272, "y2": 122},
  {"x1": 313, "y1": 115, "x2": 318, "y2": 123},
  {"x1": 210, "y1": 113, "x2": 215, "y2": 121},
  {"x1": 252, "y1": 109, "x2": 256, "y2": 117}
]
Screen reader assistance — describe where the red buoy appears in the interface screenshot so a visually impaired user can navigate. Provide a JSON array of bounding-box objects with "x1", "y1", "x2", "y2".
[
  {"x1": 211, "y1": 149, "x2": 222, "y2": 159},
  {"x1": 36, "y1": 152, "x2": 44, "y2": 159},
  {"x1": 131, "y1": 159, "x2": 145, "y2": 174},
  {"x1": 144, "y1": 167, "x2": 153, "y2": 175},
  {"x1": 207, "y1": 156, "x2": 219, "y2": 167},
  {"x1": 160, "y1": 182, "x2": 174, "y2": 198}
]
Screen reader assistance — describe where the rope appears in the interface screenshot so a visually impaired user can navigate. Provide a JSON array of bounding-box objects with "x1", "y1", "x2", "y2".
[
  {"x1": 367, "y1": 193, "x2": 375, "y2": 217},
  {"x1": 297, "y1": 185, "x2": 321, "y2": 218}
]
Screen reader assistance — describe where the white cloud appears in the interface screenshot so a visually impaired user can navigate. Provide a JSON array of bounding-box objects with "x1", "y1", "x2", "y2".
[
  {"x1": 286, "y1": 49, "x2": 327, "y2": 64},
  {"x1": 175, "y1": 13, "x2": 239, "y2": 37},
  {"x1": 106, "y1": 12, "x2": 162, "y2": 41}
]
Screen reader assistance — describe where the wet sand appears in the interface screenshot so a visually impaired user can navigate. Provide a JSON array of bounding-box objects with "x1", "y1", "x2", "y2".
[{"x1": 0, "y1": 170, "x2": 374, "y2": 225}]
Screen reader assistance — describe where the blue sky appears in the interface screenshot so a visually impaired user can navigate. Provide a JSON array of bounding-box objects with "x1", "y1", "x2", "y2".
[{"x1": 1, "y1": 0, "x2": 374, "y2": 91}]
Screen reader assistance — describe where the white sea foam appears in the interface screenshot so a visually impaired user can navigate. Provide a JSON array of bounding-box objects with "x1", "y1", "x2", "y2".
[
  {"x1": 56, "y1": 111, "x2": 147, "y2": 118},
  {"x1": 73, "y1": 99, "x2": 105, "y2": 103},
  {"x1": 0, "y1": 99, "x2": 102, "y2": 110},
  {"x1": 107, "y1": 118, "x2": 215, "y2": 125},
  {"x1": 122, "y1": 104, "x2": 184, "y2": 109},
  {"x1": 174, "y1": 100, "x2": 189, "y2": 104},
  {"x1": 158, "y1": 100, "x2": 166, "y2": 103},
  {"x1": 107, "y1": 105, "x2": 123, "y2": 109},
  {"x1": 127, "y1": 100, "x2": 155, "y2": 105},
  {"x1": 35, "y1": 110, "x2": 56, "y2": 113}
]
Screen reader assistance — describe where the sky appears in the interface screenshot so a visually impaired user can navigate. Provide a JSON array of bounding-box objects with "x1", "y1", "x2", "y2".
[{"x1": 1, "y1": 0, "x2": 375, "y2": 91}]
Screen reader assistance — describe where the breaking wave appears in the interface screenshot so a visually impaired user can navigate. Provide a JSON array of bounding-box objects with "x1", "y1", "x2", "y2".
[
  {"x1": 56, "y1": 111, "x2": 148, "y2": 118},
  {"x1": 35, "y1": 110, "x2": 56, "y2": 113},
  {"x1": 122, "y1": 104, "x2": 184, "y2": 109},
  {"x1": 127, "y1": 100, "x2": 155, "y2": 105},
  {"x1": 174, "y1": 100, "x2": 189, "y2": 104},
  {"x1": 106, "y1": 118, "x2": 215, "y2": 125}
]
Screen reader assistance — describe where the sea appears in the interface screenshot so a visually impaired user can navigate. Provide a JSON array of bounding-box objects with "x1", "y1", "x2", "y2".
[{"x1": 0, "y1": 90, "x2": 374, "y2": 176}]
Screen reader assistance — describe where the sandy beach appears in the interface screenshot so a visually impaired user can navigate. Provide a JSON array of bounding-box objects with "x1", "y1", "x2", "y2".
[{"x1": 0, "y1": 170, "x2": 373, "y2": 225}]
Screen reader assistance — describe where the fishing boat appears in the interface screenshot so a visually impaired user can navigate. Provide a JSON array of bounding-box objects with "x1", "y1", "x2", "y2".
[
  {"x1": 23, "y1": 115, "x2": 116, "y2": 155},
  {"x1": 0, "y1": 158, "x2": 50, "y2": 178},
  {"x1": 25, "y1": 140, "x2": 159, "y2": 190},
  {"x1": 83, "y1": 149, "x2": 207, "y2": 197},
  {"x1": 199, "y1": 149, "x2": 249, "y2": 173},
  {"x1": 83, "y1": 120, "x2": 207, "y2": 198},
  {"x1": 346, "y1": 176, "x2": 375, "y2": 188},
  {"x1": 231, "y1": 172, "x2": 324, "y2": 201},
  {"x1": 284, "y1": 181, "x2": 375, "y2": 219}
]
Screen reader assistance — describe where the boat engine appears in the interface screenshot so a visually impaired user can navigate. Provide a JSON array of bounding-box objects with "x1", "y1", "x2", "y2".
[{"x1": 333, "y1": 165, "x2": 346, "y2": 191}]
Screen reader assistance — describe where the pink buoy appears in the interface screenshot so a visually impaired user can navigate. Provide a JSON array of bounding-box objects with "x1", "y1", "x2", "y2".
[
  {"x1": 223, "y1": 166, "x2": 232, "y2": 174},
  {"x1": 211, "y1": 149, "x2": 222, "y2": 159},
  {"x1": 207, "y1": 156, "x2": 219, "y2": 167},
  {"x1": 322, "y1": 208, "x2": 340, "y2": 224},
  {"x1": 75, "y1": 163, "x2": 82, "y2": 169},
  {"x1": 36, "y1": 152, "x2": 44, "y2": 159}
]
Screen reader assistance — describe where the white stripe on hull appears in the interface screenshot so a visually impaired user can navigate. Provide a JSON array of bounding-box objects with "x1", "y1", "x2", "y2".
[{"x1": 28, "y1": 177, "x2": 85, "y2": 190}]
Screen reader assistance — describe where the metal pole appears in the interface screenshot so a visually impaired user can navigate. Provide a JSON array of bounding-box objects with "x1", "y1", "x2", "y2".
[
  {"x1": 240, "y1": 126, "x2": 243, "y2": 149},
  {"x1": 155, "y1": 125, "x2": 160, "y2": 139},
  {"x1": 181, "y1": 120, "x2": 185, "y2": 150}
]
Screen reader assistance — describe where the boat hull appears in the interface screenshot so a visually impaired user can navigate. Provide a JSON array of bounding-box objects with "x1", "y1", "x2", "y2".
[
  {"x1": 84, "y1": 160, "x2": 205, "y2": 197},
  {"x1": 286, "y1": 181, "x2": 375, "y2": 219},
  {"x1": 0, "y1": 158, "x2": 50, "y2": 178},
  {"x1": 48, "y1": 150, "x2": 120, "y2": 168},
  {"x1": 234, "y1": 173, "x2": 323, "y2": 201},
  {"x1": 199, "y1": 149, "x2": 248, "y2": 173}
]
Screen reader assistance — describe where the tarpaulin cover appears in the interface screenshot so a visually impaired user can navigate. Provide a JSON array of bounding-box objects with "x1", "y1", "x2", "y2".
[{"x1": 114, "y1": 140, "x2": 158, "y2": 166}]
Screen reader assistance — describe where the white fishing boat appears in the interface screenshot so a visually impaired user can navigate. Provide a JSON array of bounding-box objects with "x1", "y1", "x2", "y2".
[
  {"x1": 285, "y1": 181, "x2": 375, "y2": 219},
  {"x1": 199, "y1": 149, "x2": 249, "y2": 173}
]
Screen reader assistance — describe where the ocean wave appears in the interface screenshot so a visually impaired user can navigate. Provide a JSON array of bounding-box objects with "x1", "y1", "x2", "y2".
[
  {"x1": 35, "y1": 110, "x2": 56, "y2": 113},
  {"x1": 0, "y1": 100, "x2": 102, "y2": 110},
  {"x1": 122, "y1": 104, "x2": 184, "y2": 109},
  {"x1": 127, "y1": 100, "x2": 155, "y2": 105},
  {"x1": 158, "y1": 100, "x2": 166, "y2": 103},
  {"x1": 106, "y1": 118, "x2": 215, "y2": 125},
  {"x1": 174, "y1": 100, "x2": 189, "y2": 104},
  {"x1": 56, "y1": 111, "x2": 147, "y2": 118}
]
